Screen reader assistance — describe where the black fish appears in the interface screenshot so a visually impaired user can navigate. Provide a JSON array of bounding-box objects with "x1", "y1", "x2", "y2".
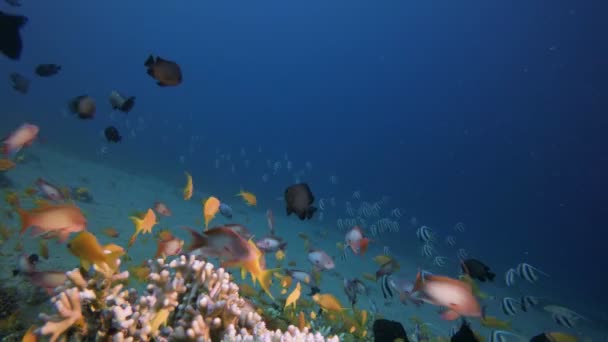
[
  {"x1": 104, "y1": 126, "x2": 122, "y2": 143},
  {"x1": 451, "y1": 319, "x2": 479, "y2": 342},
  {"x1": 144, "y1": 55, "x2": 182, "y2": 87},
  {"x1": 529, "y1": 334, "x2": 551, "y2": 342},
  {"x1": 372, "y1": 319, "x2": 409, "y2": 342},
  {"x1": 284, "y1": 183, "x2": 317, "y2": 220},
  {"x1": 0, "y1": 11, "x2": 26, "y2": 60},
  {"x1": 9, "y1": 72, "x2": 29, "y2": 93},
  {"x1": 35, "y1": 64, "x2": 61, "y2": 77},
  {"x1": 461, "y1": 258, "x2": 496, "y2": 282},
  {"x1": 108, "y1": 90, "x2": 135, "y2": 113}
]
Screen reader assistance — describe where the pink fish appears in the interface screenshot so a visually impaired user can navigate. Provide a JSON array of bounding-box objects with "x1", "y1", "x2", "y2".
[
  {"x1": 26, "y1": 270, "x2": 67, "y2": 295},
  {"x1": 3, "y1": 122, "x2": 39, "y2": 156},
  {"x1": 412, "y1": 271, "x2": 481, "y2": 320},
  {"x1": 345, "y1": 226, "x2": 370, "y2": 255},
  {"x1": 307, "y1": 249, "x2": 335, "y2": 271},
  {"x1": 36, "y1": 178, "x2": 64, "y2": 201}
]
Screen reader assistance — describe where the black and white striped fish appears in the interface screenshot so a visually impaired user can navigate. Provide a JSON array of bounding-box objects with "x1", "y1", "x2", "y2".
[
  {"x1": 421, "y1": 243, "x2": 434, "y2": 258},
  {"x1": 552, "y1": 313, "x2": 575, "y2": 328},
  {"x1": 445, "y1": 235, "x2": 456, "y2": 246},
  {"x1": 505, "y1": 268, "x2": 517, "y2": 287},
  {"x1": 501, "y1": 297, "x2": 520, "y2": 316},
  {"x1": 454, "y1": 222, "x2": 466, "y2": 233},
  {"x1": 380, "y1": 275, "x2": 393, "y2": 299},
  {"x1": 490, "y1": 330, "x2": 523, "y2": 342},
  {"x1": 416, "y1": 226, "x2": 434, "y2": 243},
  {"x1": 520, "y1": 296, "x2": 540, "y2": 312},
  {"x1": 516, "y1": 262, "x2": 549, "y2": 283}
]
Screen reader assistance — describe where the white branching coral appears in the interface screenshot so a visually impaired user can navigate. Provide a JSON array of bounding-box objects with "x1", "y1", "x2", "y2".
[{"x1": 34, "y1": 255, "x2": 339, "y2": 341}]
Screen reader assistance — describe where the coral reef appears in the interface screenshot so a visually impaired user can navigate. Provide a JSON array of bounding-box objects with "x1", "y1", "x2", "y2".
[
  {"x1": 35, "y1": 254, "x2": 339, "y2": 341},
  {"x1": 0, "y1": 286, "x2": 18, "y2": 320}
]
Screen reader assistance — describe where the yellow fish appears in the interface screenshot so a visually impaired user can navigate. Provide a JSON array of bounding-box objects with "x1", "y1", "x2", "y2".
[
  {"x1": 275, "y1": 249, "x2": 285, "y2": 261},
  {"x1": 183, "y1": 172, "x2": 193, "y2": 200},
  {"x1": 285, "y1": 282, "x2": 301, "y2": 310},
  {"x1": 546, "y1": 333, "x2": 578, "y2": 342},
  {"x1": 203, "y1": 196, "x2": 220, "y2": 229},
  {"x1": 236, "y1": 189, "x2": 257, "y2": 206},
  {"x1": 128, "y1": 208, "x2": 157, "y2": 247},
  {"x1": 68, "y1": 231, "x2": 125, "y2": 272},
  {"x1": 312, "y1": 293, "x2": 347, "y2": 314},
  {"x1": 481, "y1": 315, "x2": 511, "y2": 329}
]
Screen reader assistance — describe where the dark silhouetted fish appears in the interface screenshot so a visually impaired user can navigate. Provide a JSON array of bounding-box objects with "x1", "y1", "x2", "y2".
[
  {"x1": 68, "y1": 95, "x2": 96, "y2": 119},
  {"x1": 108, "y1": 90, "x2": 135, "y2": 113},
  {"x1": 9, "y1": 72, "x2": 29, "y2": 93},
  {"x1": 144, "y1": 55, "x2": 182, "y2": 86},
  {"x1": 451, "y1": 319, "x2": 479, "y2": 342},
  {"x1": 372, "y1": 319, "x2": 408, "y2": 342},
  {"x1": 0, "y1": 11, "x2": 26, "y2": 60},
  {"x1": 35, "y1": 64, "x2": 61, "y2": 77},
  {"x1": 284, "y1": 183, "x2": 317, "y2": 220},
  {"x1": 104, "y1": 126, "x2": 121, "y2": 143},
  {"x1": 461, "y1": 258, "x2": 496, "y2": 282}
]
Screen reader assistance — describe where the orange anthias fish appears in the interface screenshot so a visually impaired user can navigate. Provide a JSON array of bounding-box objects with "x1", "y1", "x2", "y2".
[
  {"x1": 153, "y1": 201, "x2": 172, "y2": 216},
  {"x1": 184, "y1": 226, "x2": 275, "y2": 298},
  {"x1": 0, "y1": 159, "x2": 16, "y2": 171},
  {"x1": 312, "y1": 293, "x2": 347, "y2": 314},
  {"x1": 412, "y1": 271, "x2": 481, "y2": 320},
  {"x1": 236, "y1": 189, "x2": 257, "y2": 206},
  {"x1": 68, "y1": 231, "x2": 125, "y2": 272},
  {"x1": 183, "y1": 172, "x2": 193, "y2": 200},
  {"x1": 18, "y1": 203, "x2": 87, "y2": 243},
  {"x1": 344, "y1": 226, "x2": 370, "y2": 255},
  {"x1": 128, "y1": 208, "x2": 157, "y2": 247},
  {"x1": 154, "y1": 231, "x2": 184, "y2": 258},
  {"x1": 103, "y1": 227, "x2": 120, "y2": 238},
  {"x1": 2, "y1": 122, "x2": 39, "y2": 156},
  {"x1": 203, "y1": 196, "x2": 220, "y2": 229}
]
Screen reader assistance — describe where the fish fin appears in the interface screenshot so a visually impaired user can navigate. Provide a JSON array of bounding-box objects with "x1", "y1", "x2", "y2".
[
  {"x1": 441, "y1": 309, "x2": 460, "y2": 321},
  {"x1": 144, "y1": 55, "x2": 155, "y2": 67},
  {"x1": 359, "y1": 238, "x2": 370, "y2": 256},
  {"x1": 412, "y1": 270, "x2": 424, "y2": 293},
  {"x1": 129, "y1": 216, "x2": 143, "y2": 234},
  {"x1": 257, "y1": 268, "x2": 276, "y2": 299},
  {"x1": 297, "y1": 211, "x2": 306, "y2": 220},
  {"x1": 17, "y1": 208, "x2": 30, "y2": 234}
]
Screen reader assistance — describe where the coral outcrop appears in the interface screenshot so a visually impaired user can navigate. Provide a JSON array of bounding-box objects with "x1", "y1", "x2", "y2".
[{"x1": 35, "y1": 255, "x2": 339, "y2": 341}]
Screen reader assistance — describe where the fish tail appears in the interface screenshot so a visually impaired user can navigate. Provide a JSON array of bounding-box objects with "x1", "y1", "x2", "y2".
[
  {"x1": 129, "y1": 216, "x2": 143, "y2": 234},
  {"x1": 17, "y1": 208, "x2": 30, "y2": 235},
  {"x1": 181, "y1": 227, "x2": 207, "y2": 251}
]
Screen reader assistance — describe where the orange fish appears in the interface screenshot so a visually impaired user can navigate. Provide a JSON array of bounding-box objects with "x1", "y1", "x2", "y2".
[
  {"x1": 203, "y1": 196, "x2": 220, "y2": 229},
  {"x1": 236, "y1": 189, "x2": 257, "y2": 206},
  {"x1": 0, "y1": 158, "x2": 15, "y2": 171},
  {"x1": 183, "y1": 172, "x2": 193, "y2": 200},
  {"x1": 412, "y1": 271, "x2": 481, "y2": 320},
  {"x1": 68, "y1": 231, "x2": 125, "y2": 272},
  {"x1": 154, "y1": 231, "x2": 184, "y2": 258},
  {"x1": 153, "y1": 201, "x2": 172, "y2": 216},
  {"x1": 102, "y1": 227, "x2": 120, "y2": 238},
  {"x1": 128, "y1": 208, "x2": 157, "y2": 247},
  {"x1": 2, "y1": 122, "x2": 39, "y2": 156},
  {"x1": 21, "y1": 325, "x2": 37, "y2": 342},
  {"x1": 18, "y1": 203, "x2": 86, "y2": 243}
]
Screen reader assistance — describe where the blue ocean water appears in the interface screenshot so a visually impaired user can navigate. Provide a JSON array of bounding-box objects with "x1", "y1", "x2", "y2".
[{"x1": 2, "y1": 0, "x2": 608, "y2": 339}]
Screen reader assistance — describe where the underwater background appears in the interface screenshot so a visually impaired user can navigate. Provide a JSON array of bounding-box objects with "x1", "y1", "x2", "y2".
[{"x1": 1, "y1": 0, "x2": 607, "y2": 340}]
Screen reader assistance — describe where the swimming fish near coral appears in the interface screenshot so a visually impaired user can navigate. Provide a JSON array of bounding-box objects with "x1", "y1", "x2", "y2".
[
  {"x1": 285, "y1": 282, "x2": 301, "y2": 310},
  {"x1": 128, "y1": 208, "x2": 157, "y2": 247},
  {"x1": 67, "y1": 231, "x2": 125, "y2": 273},
  {"x1": 18, "y1": 203, "x2": 86, "y2": 242},
  {"x1": 183, "y1": 172, "x2": 193, "y2": 200}
]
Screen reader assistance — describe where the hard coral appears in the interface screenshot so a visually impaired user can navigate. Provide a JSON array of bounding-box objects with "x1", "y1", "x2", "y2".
[{"x1": 35, "y1": 255, "x2": 339, "y2": 341}]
